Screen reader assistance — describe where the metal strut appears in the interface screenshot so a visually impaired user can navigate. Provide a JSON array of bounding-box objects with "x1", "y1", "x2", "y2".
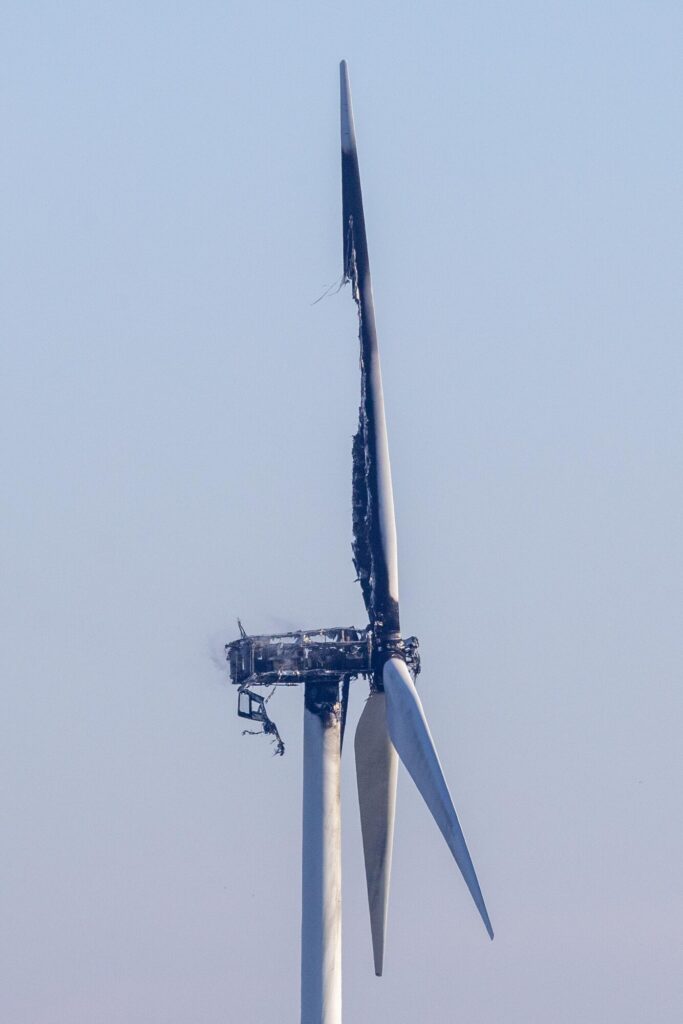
[{"x1": 237, "y1": 686, "x2": 285, "y2": 756}]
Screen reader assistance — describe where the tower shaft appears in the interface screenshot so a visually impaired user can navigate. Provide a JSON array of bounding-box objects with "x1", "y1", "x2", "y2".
[{"x1": 301, "y1": 680, "x2": 342, "y2": 1024}]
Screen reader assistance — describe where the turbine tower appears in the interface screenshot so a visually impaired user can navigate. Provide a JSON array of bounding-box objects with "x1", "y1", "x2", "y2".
[{"x1": 226, "y1": 61, "x2": 493, "y2": 1024}]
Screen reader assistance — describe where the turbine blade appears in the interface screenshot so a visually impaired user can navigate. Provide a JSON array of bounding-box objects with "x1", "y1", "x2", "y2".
[
  {"x1": 339, "y1": 675, "x2": 350, "y2": 752},
  {"x1": 383, "y1": 657, "x2": 494, "y2": 939},
  {"x1": 341, "y1": 59, "x2": 400, "y2": 633},
  {"x1": 354, "y1": 690, "x2": 398, "y2": 975}
]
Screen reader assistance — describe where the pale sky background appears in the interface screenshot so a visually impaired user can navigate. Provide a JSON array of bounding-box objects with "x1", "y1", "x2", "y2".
[{"x1": 2, "y1": 2, "x2": 682, "y2": 1022}]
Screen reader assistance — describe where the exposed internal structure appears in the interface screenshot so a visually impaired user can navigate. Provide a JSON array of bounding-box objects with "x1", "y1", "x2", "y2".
[
  {"x1": 226, "y1": 626, "x2": 419, "y2": 689},
  {"x1": 227, "y1": 626, "x2": 373, "y2": 687},
  {"x1": 226, "y1": 625, "x2": 420, "y2": 752}
]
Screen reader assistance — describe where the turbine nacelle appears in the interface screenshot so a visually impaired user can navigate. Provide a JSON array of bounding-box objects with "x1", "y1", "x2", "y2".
[
  {"x1": 226, "y1": 626, "x2": 420, "y2": 690},
  {"x1": 226, "y1": 626, "x2": 374, "y2": 688}
]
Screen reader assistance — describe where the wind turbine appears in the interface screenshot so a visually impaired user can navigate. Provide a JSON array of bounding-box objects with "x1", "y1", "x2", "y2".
[{"x1": 226, "y1": 60, "x2": 493, "y2": 1024}]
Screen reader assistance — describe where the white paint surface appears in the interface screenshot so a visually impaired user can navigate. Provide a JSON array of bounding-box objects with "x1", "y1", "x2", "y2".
[
  {"x1": 368, "y1": 347, "x2": 400, "y2": 605},
  {"x1": 301, "y1": 707, "x2": 342, "y2": 1024}
]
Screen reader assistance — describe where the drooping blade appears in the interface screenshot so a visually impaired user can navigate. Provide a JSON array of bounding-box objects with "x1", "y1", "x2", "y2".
[
  {"x1": 341, "y1": 60, "x2": 400, "y2": 634},
  {"x1": 383, "y1": 657, "x2": 494, "y2": 939},
  {"x1": 354, "y1": 690, "x2": 398, "y2": 975}
]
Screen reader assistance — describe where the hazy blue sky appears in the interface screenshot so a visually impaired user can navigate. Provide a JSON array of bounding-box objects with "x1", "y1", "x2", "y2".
[{"x1": 2, "y1": 2, "x2": 682, "y2": 1022}]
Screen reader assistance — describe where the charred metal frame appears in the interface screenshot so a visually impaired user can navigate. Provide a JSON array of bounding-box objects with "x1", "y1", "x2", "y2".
[
  {"x1": 227, "y1": 625, "x2": 420, "y2": 751},
  {"x1": 227, "y1": 627, "x2": 373, "y2": 688},
  {"x1": 226, "y1": 626, "x2": 419, "y2": 689}
]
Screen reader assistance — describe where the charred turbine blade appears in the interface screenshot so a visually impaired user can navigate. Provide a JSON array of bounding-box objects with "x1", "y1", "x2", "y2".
[
  {"x1": 383, "y1": 657, "x2": 494, "y2": 940},
  {"x1": 341, "y1": 60, "x2": 400, "y2": 634},
  {"x1": 354, "y1": 690, "x2": 398, "y2": 975},
  {"x1": 339, "y1": 675, "x2": 351, "y2": 752}
]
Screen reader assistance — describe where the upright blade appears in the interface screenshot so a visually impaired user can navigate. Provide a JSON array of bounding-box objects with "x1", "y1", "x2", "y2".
[
  {"x1": 383, "y1": 657, "x2": 494, "y2": 939},
  {"x1": 341, "y1": 60, "x2": 400, "y2": 634},
  {"x1": 354, "y1": 691, "x2": 398, "y2": 975}
]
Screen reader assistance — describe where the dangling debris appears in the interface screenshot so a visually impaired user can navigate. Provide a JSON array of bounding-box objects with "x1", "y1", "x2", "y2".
[{"x1": 237, "y1": 686, "x2": 285, "y2": 756}]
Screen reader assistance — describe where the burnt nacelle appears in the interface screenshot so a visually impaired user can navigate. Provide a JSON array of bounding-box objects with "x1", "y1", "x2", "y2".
[
  {"x1": 226, "y1": 626, "x2": 420, "y2": 688},
  {"x1": 227, "y1": 625, "x2": 420, "y2": 756},
  {"x1": 226, "y1": 627, "x2": 373, "y2": 687}
]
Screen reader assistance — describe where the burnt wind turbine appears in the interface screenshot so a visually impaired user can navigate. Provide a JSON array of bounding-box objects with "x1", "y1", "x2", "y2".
[{"x1": 226, "y1": 62, "x2": 493, "y2": 1024}]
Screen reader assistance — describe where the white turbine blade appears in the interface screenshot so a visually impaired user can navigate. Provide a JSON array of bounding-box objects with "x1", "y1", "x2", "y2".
[
  {"x1": 383, "y1": 657, "x2": 494, "y2": 939},
  {"x1": 354, "y1": 690, "x2": 398, "y2": 975}
]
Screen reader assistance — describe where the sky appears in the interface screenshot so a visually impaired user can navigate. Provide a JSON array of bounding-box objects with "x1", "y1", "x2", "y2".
[{"x1": 1, "y1": 2, "x2": 682, "y2": 1021}]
